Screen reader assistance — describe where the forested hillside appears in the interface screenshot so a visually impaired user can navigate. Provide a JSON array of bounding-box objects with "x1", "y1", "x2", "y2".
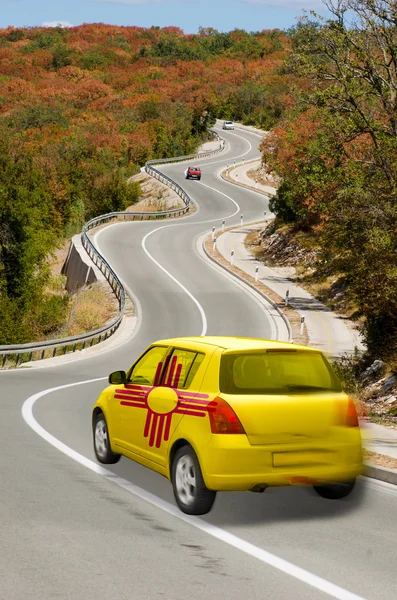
[
  {"x1": 0, "y1": 24, "x2": 291, "y2": 345},
  {"x1": 261, "y1": 0, "x2": 397, "y2": 364}
]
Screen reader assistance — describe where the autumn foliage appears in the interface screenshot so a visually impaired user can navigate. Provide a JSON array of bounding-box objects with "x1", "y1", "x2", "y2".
[
  {"x1": 264, "y1": 1, "x2": 397, "y2": 362},
  {"x1": 0, "y1": 24, "x2": 292, "y2": 344}
]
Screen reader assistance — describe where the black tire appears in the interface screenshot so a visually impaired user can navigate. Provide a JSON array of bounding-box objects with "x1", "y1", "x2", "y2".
[
  {"x1": 198, "y1": 177, "x2": 201, "y2": 180},
  {"x1": 93, "y1": 412, "x2": 121, "y2": 464},
  {"x1": 171, "y1": 445, "x2": 216, "y2": 515},
  {"x1": 313, "y1": 479, "x2": 356, "y2": 499}
]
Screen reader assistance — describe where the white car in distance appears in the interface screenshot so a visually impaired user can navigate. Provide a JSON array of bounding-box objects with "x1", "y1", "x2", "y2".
[{"x1": 222, "y1": 121, "x2": 234, "y2": 130}]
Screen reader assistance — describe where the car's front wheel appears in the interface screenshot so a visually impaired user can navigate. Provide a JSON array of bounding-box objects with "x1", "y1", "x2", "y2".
[
  {"x1": 93, "y1": 412, "x2": 121, "y2": 464},
  {"x1": 171, "y1": 445, "x2": 216, "y2": 515},
  {"x1": 313, "y1": 479, "x2": 356, "y2": 499}
]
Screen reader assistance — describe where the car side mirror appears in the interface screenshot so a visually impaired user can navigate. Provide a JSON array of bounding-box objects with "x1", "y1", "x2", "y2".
[{"x1": 109, "y1": 370, "x2": 127, "y2": 385}]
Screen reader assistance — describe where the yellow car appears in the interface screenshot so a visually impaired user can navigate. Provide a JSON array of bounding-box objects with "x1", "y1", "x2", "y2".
[{"x1": 92, "y1": 337, "x2": 363, "y2": 515}]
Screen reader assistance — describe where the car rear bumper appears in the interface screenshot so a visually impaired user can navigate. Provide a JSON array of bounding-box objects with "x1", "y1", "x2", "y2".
[{"x1": 199, "y1": 434, "x2": 363, "y2": 491}]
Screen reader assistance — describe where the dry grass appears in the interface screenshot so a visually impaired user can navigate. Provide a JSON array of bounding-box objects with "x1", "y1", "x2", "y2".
[
  {"x1": 246, "y1": 166, "x2": 280, "y2": 188},
  {"x1": 364, "y1": 449, "x2": 397, "y2": 470},
  {"x1": 64, "y1": 282, "x2": 119, "y2": 336},
  {"x1": 204, "y1": 232, "x2": 309, "y2": 346}
]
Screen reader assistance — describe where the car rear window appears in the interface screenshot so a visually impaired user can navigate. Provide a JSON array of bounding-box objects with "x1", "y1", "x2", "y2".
[
  {"x1": 219, "y1": 350, "x2": 342, "y2": 395},
  {"x1": 190, "y1": 167, "x2": 200, "y2": 171}
]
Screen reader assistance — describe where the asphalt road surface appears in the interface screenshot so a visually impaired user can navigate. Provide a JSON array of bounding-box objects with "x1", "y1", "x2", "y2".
[{"x1": 1, "y1": 126, "x2": 396, "y2": 600}]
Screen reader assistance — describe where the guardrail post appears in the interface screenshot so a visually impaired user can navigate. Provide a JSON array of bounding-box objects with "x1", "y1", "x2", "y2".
[
  {"x1": 300, "y1": 316, "x2": 305, "y2": 336},
  {"x1": 255, "y1": 266, "x2": 259, "y2": 282},
  {"x1": 2, "y1": 355, "x2": 6, "y2": 368},
  {"x1": 231, "y1": 250, "x2": 235, "y2": 266}
]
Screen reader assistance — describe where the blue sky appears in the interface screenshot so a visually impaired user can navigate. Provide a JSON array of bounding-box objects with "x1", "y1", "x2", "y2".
[{"x1": 2, "y1": 0, "x2": 332, "y2": 33}]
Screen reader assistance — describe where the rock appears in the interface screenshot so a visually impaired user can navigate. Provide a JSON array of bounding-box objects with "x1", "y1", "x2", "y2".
[
  {"x1": 380, "y1": 374, "x2": 397, "y2": 394},
  {"x1": 360, "y1": 360, "x2": 385, "y2": 379},
  {"x1": 384, "y1": 395, "x2": 397, "y2": 405}
]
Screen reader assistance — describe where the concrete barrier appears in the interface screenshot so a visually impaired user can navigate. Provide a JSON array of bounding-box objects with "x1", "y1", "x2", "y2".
[{"x1": 62, "y1": 234, "x2": 105, "y2": 293}]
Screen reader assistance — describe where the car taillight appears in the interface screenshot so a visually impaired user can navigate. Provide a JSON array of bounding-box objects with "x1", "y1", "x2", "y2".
[
  {"x1": 336, "y1": 398, "x2": 359, "y2": 427},
  {"x1": 346, "y1": 397, "x2": 359, "y2": 427},
  {"x1": 207, "y1": 397, "x2": 245, "y2": 434}
]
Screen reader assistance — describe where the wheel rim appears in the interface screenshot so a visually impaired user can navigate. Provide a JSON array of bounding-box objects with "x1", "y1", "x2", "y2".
[
  {"x1": 94, "y1": 419, "x2": 108, "y2": 458},
  {"x1": 175, "y1": 455, "x2": 196, "y2": 506}
]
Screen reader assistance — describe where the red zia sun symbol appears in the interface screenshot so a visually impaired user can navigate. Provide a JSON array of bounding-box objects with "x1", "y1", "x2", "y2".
[{"x1": 114, "y1": 355, "x2": 210, "y2": 448}]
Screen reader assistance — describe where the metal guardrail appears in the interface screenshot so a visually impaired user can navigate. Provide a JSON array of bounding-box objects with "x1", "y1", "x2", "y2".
[{"x1": 0, "y1": 130, "x2": 226, "y2": 369}]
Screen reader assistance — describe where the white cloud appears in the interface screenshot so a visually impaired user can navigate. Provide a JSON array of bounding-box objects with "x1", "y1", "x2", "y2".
[{"x1": 42, "y1": 21, "x2": 73, "y2": 28}]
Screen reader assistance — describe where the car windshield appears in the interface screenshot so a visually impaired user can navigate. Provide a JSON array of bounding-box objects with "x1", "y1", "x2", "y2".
[{"x1": 219, "y1": 350, "x2": 342, "y2": 395}]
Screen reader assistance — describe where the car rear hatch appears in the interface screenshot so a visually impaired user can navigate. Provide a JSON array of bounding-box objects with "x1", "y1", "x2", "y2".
[
  {"x1": 219, "y1": 391, "x2": 346, "y2": 445},
  {"x1": 219, "y1": 348, "x2": 349, "y2": 446}
]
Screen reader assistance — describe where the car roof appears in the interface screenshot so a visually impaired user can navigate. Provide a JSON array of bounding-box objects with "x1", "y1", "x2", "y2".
[
  {"x1": 188, "y1": 166, "x2": 200, "y2": 169},
  {"x1": 152, "y1": 336, "x2": 319, "y2": 353}
]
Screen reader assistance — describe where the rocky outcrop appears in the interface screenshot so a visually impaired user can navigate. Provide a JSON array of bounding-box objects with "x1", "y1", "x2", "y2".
[{"x1": 360, "y1": 361, "x2": 397, "y2": 420}]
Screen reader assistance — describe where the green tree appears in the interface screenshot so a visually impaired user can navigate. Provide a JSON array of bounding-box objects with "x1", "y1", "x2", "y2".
[
  {"x1": 272, "y1": 0, "x2": 397, "y2": 359},
  {"x1": 51, "y1": 44, "x2": 72, "y2": 70}
]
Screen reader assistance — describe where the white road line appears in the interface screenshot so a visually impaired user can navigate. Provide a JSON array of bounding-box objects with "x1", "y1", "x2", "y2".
[
  {"x1": 195, "y1": 132, "x2": 253, "y2": 167},
  {"x1": 140, "y1": 181, "x2": 248, "y2": 336},
  {"x1": 194, "y1": 232, "x2": 281, "y2": 341},
  {"x1": 142, "y1": 226, "x2": 208, "y2": 336},
  {"x1": 22, "y1": 379, "x2": 368, "y2": 600},
  {"x1": 95, "y1": 184, "x2": 243, "y2": 338},
  {"x1": 160, "y1": 131, "x2": 254, "y2": 171}
]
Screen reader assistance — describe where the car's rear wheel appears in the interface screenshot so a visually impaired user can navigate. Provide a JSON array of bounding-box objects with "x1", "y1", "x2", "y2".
[
  {"x1": 198, "y1": 176, "x2": 201, "y2": 180},
  {"x1": 93, "y1": 412, "x2": 121, "y2": 464},
  {"x1": 171, "y1": 445, "x2": 216, "y2": 515},
  {"x1": 313, "y1": 479, "x2": 356, "y2": 499}
]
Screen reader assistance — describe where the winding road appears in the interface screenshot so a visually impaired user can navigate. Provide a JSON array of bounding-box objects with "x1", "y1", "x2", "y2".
[{"x1": 1, "y1": 126, "x2": 396, "y2": 600}]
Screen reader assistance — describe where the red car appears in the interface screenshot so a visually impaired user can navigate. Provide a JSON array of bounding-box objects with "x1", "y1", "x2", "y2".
[{"x1": 186, "y1": 166, "x2": 201, "y2": 180}]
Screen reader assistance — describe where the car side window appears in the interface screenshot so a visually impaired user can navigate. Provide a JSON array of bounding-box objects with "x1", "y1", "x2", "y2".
[
  {"x1": 183, "y1": 353, "x2": 205, "y2": 389},
  {"x1": 161, "y1": 349, "x2": 204, "y2": 389},
  {"x1": 129, "y1": 346, "x2": 169, "y2": 386}
]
